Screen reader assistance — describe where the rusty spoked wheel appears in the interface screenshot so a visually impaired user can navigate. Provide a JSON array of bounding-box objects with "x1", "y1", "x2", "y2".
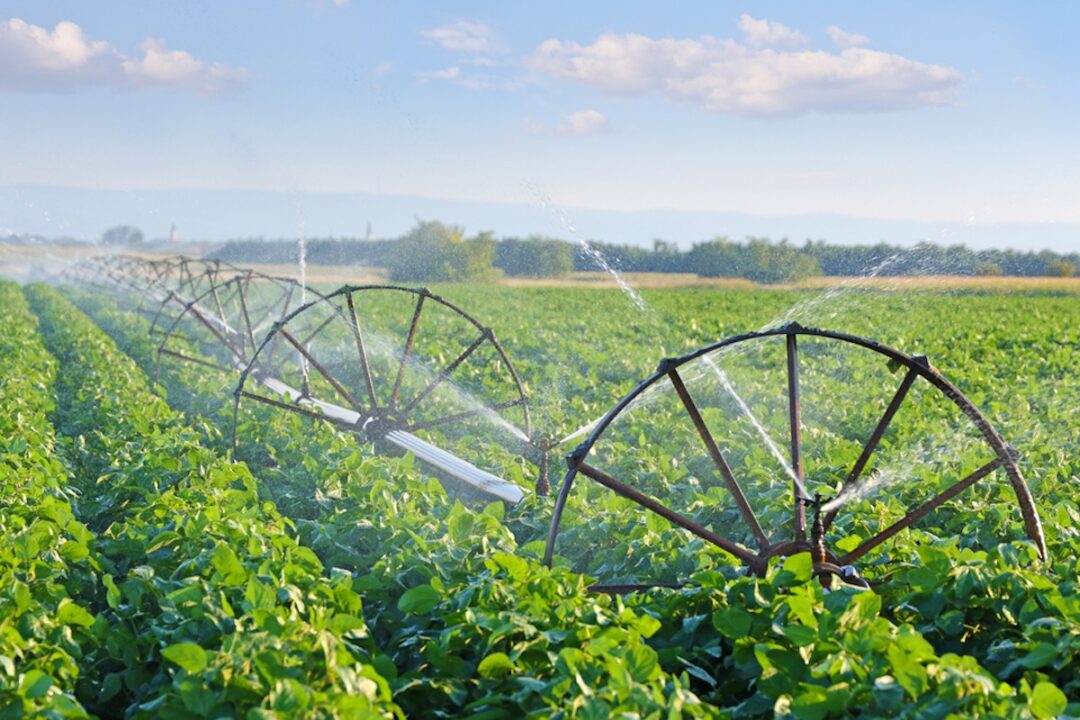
[
  {"x1": 155, "y1": 271, "x2": 327, "y2": 382},
  {"x1": 71, "y1": 254, "x2": 161, "y2": 304},
  {"x1": 147, "y1": 258, "x2": 245, "y2": 337},
  {"x1": 230, "y1": 285, "x2": 535, "y2": 498},
  {"x1": 544, "y1": 322, "x2": 1047, "y2": 591}
]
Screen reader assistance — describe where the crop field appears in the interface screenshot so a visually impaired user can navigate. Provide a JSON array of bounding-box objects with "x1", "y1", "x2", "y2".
[{"x1": 0, "y1": 273, "x2": 1077, "y2": 719}]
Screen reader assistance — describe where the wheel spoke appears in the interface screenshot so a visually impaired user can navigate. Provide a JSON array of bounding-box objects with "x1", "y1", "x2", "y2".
[
  {"x1": 279, "y1": 328, "x2": 364, "y2": 412},
  {"x1": 404, "y1": 398, "x2": 522, "y2": 433},
  {"x1": 839, "y1": 456, "x2": 1004, "y2": 565},
  {"x1": 298, "y1": 310, "x2": 338, "y2": 349},
  {"x1": 238, "y1": 278, "x2": 258, "y2": 355},
  {"x1": 238, "y1": 390, "x2": 358, "y2": 432},
  {"x1": 401, "y1": 332, "x2": 487, "y2": 417},
  {"x1": 186, "y1": 301, "x2": 246, "y2": 362},
  {"x1": 786, "y1": 333, "x2": 807, "y2": 541},
  {"x1": 261, "y1": 283, "x2": 296, "y2": 370},
  {"x1": 577, "y1": 462, "x2": 758, "y2": 563},
  {"x1": 157, "y1": 348, "x2": 234, "y2": 374},
  {"x1": 346, "y1": 293, "x2": 379, "y2": 412},
  {"x1": 209, "y1": 278, "x2": 228, "y2": 328},
  {"x1": 824, "y1": 367, "x2": 918, "y2": 529},
  {"x1": 666, "y1": 367, "x2": 770, "y2": 550},
  {"x1": 391, "y1": 293, "x2": 426, "y2": 409}
]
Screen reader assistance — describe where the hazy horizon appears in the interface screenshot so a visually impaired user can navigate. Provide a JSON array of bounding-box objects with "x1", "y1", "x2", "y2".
[{"x1": 4, "y1": 183, "x2": 1079, "y2": 254}]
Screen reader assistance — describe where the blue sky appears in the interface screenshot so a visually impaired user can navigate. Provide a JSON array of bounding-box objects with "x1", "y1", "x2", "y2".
[{"x1": 2, "y1": 2, "x2": 1079, "y2": 248}]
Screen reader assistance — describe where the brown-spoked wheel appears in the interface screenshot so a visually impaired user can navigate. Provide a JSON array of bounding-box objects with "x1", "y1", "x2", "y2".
[
  {"x1": 154, "y1": 271, "x2": 328, "y2": 382},
  {"x1": 544, "y1": 322, "x2": 1047, "y2": 591},
  {"x1": 230, "y1": 285, "x2": 538, "y2": 500}
]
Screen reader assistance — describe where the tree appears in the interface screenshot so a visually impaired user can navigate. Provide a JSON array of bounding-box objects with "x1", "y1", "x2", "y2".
[
  {"x1": 1048, "y1": 260, "x2": 1076, "y2": 277},
  {"x1": 385, "y1": 221, "x2": 498, "y2": 282},
  {"x1": 690, "y1": 237, "x2": 821, "y2": 283},
  {"x1": 101, "y1": 225, "x2": 144, "y2": 246},
  {"x1": 975, "y1": 260, "x2": 1003, "y2": 276},
  {"x1": 495, "y1": 236, "x2": 573, "y2": 277}
]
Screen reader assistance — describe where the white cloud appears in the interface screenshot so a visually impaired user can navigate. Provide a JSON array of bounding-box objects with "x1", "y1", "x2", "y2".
[
  {"x1": 420, "y1": 20, "x2": 490, "y2": 53},
  {"x1": 374, "y1": 61, "x2": 394, "y2": 76},
  {"x1": 122, "y1": 39, "x2": 246, "y2": 93},
  {"x1": 828, "y1": 25, "x2": 870, "y2": 49},
  {"x1": 415, "y1": 64, "x2": 517, "y2": 92},
  {"x1": 558, "y1": 109, "x2": 610, "y2": 135},
  {"x1": 524, "y1": 110, "x2": 612, "y2": 136},
  {"x1": 416, "y1": 66, "x2": 461, "y2": 82},
  {"x1": 0, "y1": 18, "x2": 246, "y2": 94},
  {"x1": 0, "y1": 18, "x2": 116, "y2": 90},
  {"x1": 529, "y1": 23, "x2": 962, "y2": 117},
  {"x1": 523, "y1": 117, "x2": 547, "y2": 134},
  {"x1": 331, "y1": 0, "x2": 350, "y2": 6},
  {"x1": 738, "y1": 14, "x2": 808, "y2": 48}
]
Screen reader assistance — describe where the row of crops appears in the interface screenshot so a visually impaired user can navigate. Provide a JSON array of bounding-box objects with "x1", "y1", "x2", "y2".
[{"x1": 1, "y1": 278, "x2": 1076, "y2": 717}]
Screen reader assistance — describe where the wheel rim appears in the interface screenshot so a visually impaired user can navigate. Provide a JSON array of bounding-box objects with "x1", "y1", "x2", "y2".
[
  {"x1": 231, "y1": 285, "x2": 533, "y2": 482},
  {"x1": 544, "y1": 322, "x2": 1047, "y2": 587}
]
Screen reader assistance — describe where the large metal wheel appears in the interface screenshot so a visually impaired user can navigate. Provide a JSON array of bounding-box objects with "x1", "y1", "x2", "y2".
[
  {"x1": 231, "y1": 285, "x2": 537, "y2": 500},
  {"x1": 544, "y1": 322, "x2": 1047, "y2": 590},
  {"x1": 155, "y1": 271, "x2": 325, "y2": 381},
  {"x1": 146, "y1": 258, "x2": 244, "y2": 336}
]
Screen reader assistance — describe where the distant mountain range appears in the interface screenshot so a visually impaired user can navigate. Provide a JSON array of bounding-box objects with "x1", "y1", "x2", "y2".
[{"x1": 2, "y1": 184, "x2": 1076, "y2": 253}]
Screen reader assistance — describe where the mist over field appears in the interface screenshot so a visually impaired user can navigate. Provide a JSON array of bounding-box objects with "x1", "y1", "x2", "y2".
[{"x1": 4, "y1": 184, "x2": 1080, "y2": 252}]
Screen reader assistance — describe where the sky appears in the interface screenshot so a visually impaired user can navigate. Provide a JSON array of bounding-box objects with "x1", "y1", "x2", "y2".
[{"x1": 1, "y1": 1, "x2": 1079, "y2": 250}]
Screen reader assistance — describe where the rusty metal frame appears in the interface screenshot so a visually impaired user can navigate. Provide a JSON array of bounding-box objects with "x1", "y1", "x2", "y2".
[
  {"x1": 230, "y1": 284, "x2": 538, "y2": 489},
  {"x1": 153, "y1": 270, "x2": 328, "y2": 383},
  {"x1": 544, "y1": 322, "x2": 1047, "y2": 588}
]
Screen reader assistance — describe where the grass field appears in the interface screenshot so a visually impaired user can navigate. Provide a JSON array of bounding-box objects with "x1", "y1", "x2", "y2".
[{"x1": 0, "y1": 257, "x2": 1078, "y2": 717}]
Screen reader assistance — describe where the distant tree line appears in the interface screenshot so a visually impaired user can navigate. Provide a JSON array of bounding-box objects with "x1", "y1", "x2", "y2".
[{"x1": 206, "y1": 221, "x2": 1080, "y2": 283}]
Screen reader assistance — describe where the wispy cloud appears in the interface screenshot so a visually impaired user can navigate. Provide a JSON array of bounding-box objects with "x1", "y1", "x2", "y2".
[
  {"x1": 529, "y1": 16, "x2": 961, "y2": 117},
  {"x1": 0, "y1": 18, "x2": 246, "y2": 94},
  {"x1": 416, "y1": 66, "x2": 461, "y2": 82},
  {"x1": 738, "y1": 14, "x2": 808, "y2": 48},
  {"x1": 525, "y1": 109, "x2": 612, "y2": 136},
  {"x1": 827, "y1": 25, "x2": 870, "y2": 49},
  {"x1": 420, "y1": 20, "x2": 490, "y2": 54},
  {"x1": 559, "y1": 109, "x2": 610, "y2": 135}
]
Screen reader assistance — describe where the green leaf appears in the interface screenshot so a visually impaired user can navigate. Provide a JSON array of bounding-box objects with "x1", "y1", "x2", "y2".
[
  {"x1": 781, "y1": 624, "x2": 817, "y2": 647},
  {"x1": 477, "y1": 652, "x2": 514, "y2": 679},
  {"x1": 330, "y1": 614, "x2": 367, "y2": 634},
  {"x1": 59, "y1": 540, "x2": 89, "y2": 561},
  {"x1": 20, "y1": 670, "x2": 52, "y2": 700},
  {"x1": 622, "y1": 645, "x2": 659, "y2": 683},
  {"x1": 886, "y1": 644, "x2": 928, "y2": 698},
  {"x1": 1019, "y1": 642, "x2": 1057, "y2": 669},
  {"x1": 103, "y1": 574, "x2": 121, "y2": 609},
  {"x1": 163, "y1": 642, "x2": 208, "y2": 674},
  {"x1": 211, "y1": 543, "x2": 246, "y2": 585},
  {"x1": 56, "y1": 599, "x2": 95, "y2": 627},
  {"x1": 397, "y1": 584, "x2": 440, "y2": 615},
  {"x1": 1029, "y1": 682, "x2": 1066, "y2": 719},
  {"x1": 786, "y1": 594, "x2": 818, "y2": 628},
  {"x1": 780, "y1": 552, "x2": 814, "y2": 585},
  {"x1": 244, "y1": 578, "x2": 276, "y2": 610},
  {"x1": 790, "y1": 684, "x2": 829, "y2": 720},
  {"x1": 712, "y1": 607, "x2": 752, "y2": 639},
  {"x1": 271, "y1": 679, "x2": 312, "y2": 712},
  {"x1": 12, "y1": 582, "x2": 30, "y2": 615}
]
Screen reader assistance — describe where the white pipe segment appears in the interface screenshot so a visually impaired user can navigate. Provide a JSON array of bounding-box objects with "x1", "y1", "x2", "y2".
[{"x1": 255, "y1": 350, "x2": 526, "y2": 502}]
